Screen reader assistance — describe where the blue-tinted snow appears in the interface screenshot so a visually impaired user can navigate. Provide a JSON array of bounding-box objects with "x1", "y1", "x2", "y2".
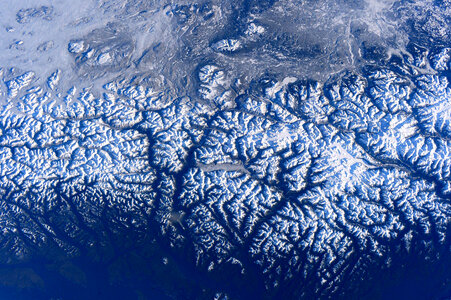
[{"x1": 0, "y1": 0, "x2": 450, "y2": 299}]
